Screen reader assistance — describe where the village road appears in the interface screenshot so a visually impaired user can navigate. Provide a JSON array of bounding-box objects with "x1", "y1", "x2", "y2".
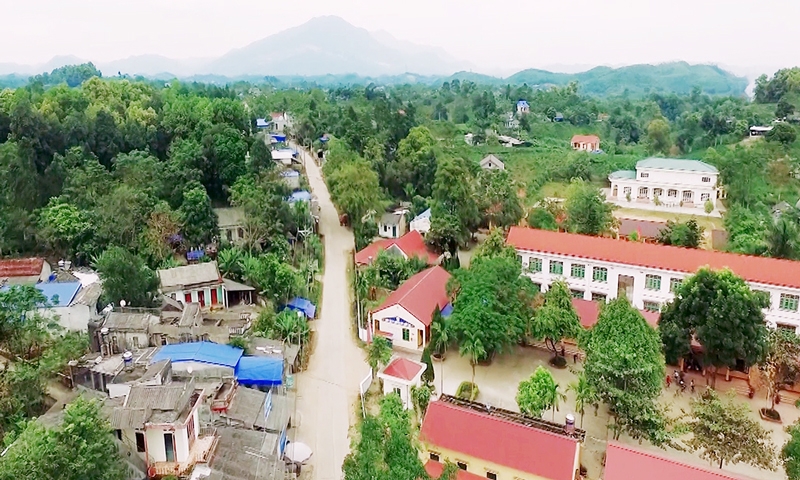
[{"x1": 292, "y1": 144, "x2": 367, "y2": 480}]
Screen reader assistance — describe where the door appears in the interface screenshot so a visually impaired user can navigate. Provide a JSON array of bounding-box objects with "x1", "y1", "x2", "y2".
[
  {"x1": 392, "y1": 226, "x2": 397, "y2": 237},
  {"x1": 198, "y1": 290, "x2": 205, "y2": 307},
  {"x1": 211, "y1": 288, "x2": 218, "y2": 305},
  {"x1": 184, "y1": 292, "x2": 192, "y2": 304},
  {"x1": 164, "y1": 432, "x2": 175, "y2": 462}
]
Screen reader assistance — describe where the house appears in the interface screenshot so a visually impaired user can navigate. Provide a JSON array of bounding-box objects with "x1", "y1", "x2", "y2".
[
  {"x1": 377, "y1": 357, "x2": 426, "y2": 410},
  {"x1": 214, "y1": 207, "x2": 246, "y2": 246},
  {"x1": 355, "y1": 230, "x2": 441, "y2": 267},
  {"x1": 420, "y1": 395, "x2": 583, "y2": 480},
  {"x1": 255, "y1": 118, "x2": 269, "y2": 129},
  {"x1": 153, "y1": 303, "x2": 253, "y2": 345},
  {"x1": 571, "y1": 298, "x2": 659, "y2": 328},
  {"x1": 504, "y1": 112, "x2": 520, "y2": 130},
  {"x1": 370, "y1": 266, "x2": 451, "y2": 351},
  {"x1": 213, "y1": 380, "x2": 293, "y2": 436},
  {"x1": 378, "y1": 211, "x2": 408, "y2": 239},
  {"x1": 158, "y1": 262, "x2": 226, "y2": 308},
  {"x1": 269, "y1": 112, "x2": 291, "y2": 132},
  {"x1": 33, "y1": 281, "x2": 103, "y2": 332},
  {"x1": 479, "y1": 154, "x2": 505, "y2": 171},
  {"x1": 750, "y1": 125, "x2": 773, "y2": 137},
  {"x1": 280, "y1": 169, "x2": 301, "y2": 189},
  {"x1": 101, "y1": 311, "x2": 160, "y2": 352},
  {"x1": 603, "y1": 442, "x2": 754, "y2": 480},
  {"x1": 516, "y1": 100, "x2": 530, "y2": 114},
  {"x1": 271, "y1": 148, "x2": 296, "y2": 165},
  {"x1": 616, "y1": 218, "x2": 667, "y2": 242},
  {"x1": 608, "y1": 158, "x2": 719, "y2": 212},
  {"x1": 508, "y1": 226, "x2": 800, "y2": 331},
  {"x1": 496, "y1": 135, "x2": 524, "y2": 147},
  {"x1": 410, "y1": 208, "x2": 432, "y2": 235},
  {"x1": 0, "y1": 257, "x2": 51, "y2": 285},
  {"x1": 570, "y1": 134, "x2": 600, "y2": 152},
  {"x1": 464, "y1": 133, "x2": 474, "y2": 145}
]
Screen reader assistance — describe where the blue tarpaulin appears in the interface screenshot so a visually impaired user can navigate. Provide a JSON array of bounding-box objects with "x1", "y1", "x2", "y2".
[
  {"x1": 235, "y1": 356, "x2": 283, "y2": 387},
  {"x1": 151, "y1": 341, "x2": 243, "y2": 368},
  {"x1": 288, "y1": 191, "x2": 312, "y2": 203},
  {"x1": 256, "y1": 118, "x2": 269, "y2": 128},
  {"x1": 271, "y1": 134, "x2": 287, "y2": 142},
  {"x1": 285, "y1": 297, "x2": 316, "y2": 319},
  {"x1": 186, "y1": 249, "x2": 204, "y2": 261},
  {"x1": 441, "y1": 303, "x2": 453, "y2": 317}
]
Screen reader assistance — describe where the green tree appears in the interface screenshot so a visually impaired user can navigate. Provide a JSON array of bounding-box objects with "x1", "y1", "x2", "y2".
[
  {"x1": 475, "y1": 169, "x2": 523, "y2": 229},
  {"x1": 688, "y1": 390, "x2": 776, "y2": 470},
  {"x1": 411, "y1": 384, "x2": 432, "y2": 417},
  {"x1": 217, "y1": 247, "x2": 245, "y2": 279},
  {"x1": 766, "y1": 123, "x2": 797, "y2": 146},
  {"x1": 390, "y1": 126, "x2": 438, "y2": 198},
  {"x1": 656, "y1": 219, "x2": 704, "y2": 248},
  {"x1": 0, "y1": 397, "x2": 128, "y2": 480},
  {"x1": 248, "y1": 135, "x2": 273, "y2": 173},
  {"x1": 179, "y1": 185, "x2": 218, "y2": 247},
  {"x1": 95, "y1": 246, "x2": 159, "y2": 307},
  {"x1": 420, "y1": 346, "x2": 435, "y2": 385},
  {"x1": 568, "y1": 371, "x2": 598, "y2": 428},
  {"x1": 784, "y1": 420, "x2": 800, "y2": 480},
  {"x1": 660, "y1": 268, "x2": 769, "y2": 388},
  {"x1": 527, "y1": 207, "x2": 558, "y2": 231},
  {"x1": 647, "y1": 117, "x2": 671, "y2": 153},
  {"x1": 767, "y1": 218, "x2": 800, "y2": 260},
  {"x1": 581, "y1": 298, "x2": 668, "y2": 444},
  {"x1": 529, "y1": 280, "x2": 582, "y2": 362},
  {"x1": 459, "y1": 332, "x2": 486, "y2": 387},
  {"x1": 564, "y1": 179, "x2": 614, "y2": 236},
  {"x1": 37, "y1": 199, "x2": 92, "y2": 258},
  {"x1": 776, "y1": 98, "x2": 795, "y2": 119},
  {"x1": 758, "y1": 329, "x2": 800, "y2": 412},
  {"x1": 368, "y1": 336, "x2": 392, "y2": 378},
  {"x1": 430, "y1": 156, "x2": 479, "y2": 251},
  {"x1": 516, "y1": 366, "x2": 565, "y2": 420}
]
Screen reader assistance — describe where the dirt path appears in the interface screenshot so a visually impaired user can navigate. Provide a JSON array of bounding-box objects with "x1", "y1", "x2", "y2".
[{"x1": 292, "y1": 145, "x2": 368, "y2": 480}]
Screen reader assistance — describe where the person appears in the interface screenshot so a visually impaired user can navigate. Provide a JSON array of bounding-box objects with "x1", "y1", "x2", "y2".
[
  {"x1": 573, "y1": 353, "x2": 578, "y2": 364},
  {"x1": 666, "y1": 375, "x2": 672, "y2": 388},
  {"x1": 679, "y1": 379, "x2": 686, "y2": 393},
  {"x1": 561, "y1": 345, "x2": 566, "y2": 357},
  {"x1": 673, "y1": 370, "x2": 680, "y2": 382},
  {"x1": 690, "y1": 379, "x2": 695, "y2": 393}
]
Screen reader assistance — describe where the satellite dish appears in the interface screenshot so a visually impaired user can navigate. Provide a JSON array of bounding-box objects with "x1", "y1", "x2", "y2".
[
  {"x1": 187, "y1": 366, "x2": 194, "y2": 375},
  {"x1": 119, "y1": 299, "x2": 127, "y2": 307}
]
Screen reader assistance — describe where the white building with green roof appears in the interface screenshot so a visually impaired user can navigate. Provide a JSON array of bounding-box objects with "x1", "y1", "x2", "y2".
[{"x1": 608, "y1": 157, "x2": 719, "y2": 213}]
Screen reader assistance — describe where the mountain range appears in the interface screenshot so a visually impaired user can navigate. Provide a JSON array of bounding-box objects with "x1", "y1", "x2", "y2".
[{"x1": 0, "y1": 16, "x2": 751, "y2": 96}]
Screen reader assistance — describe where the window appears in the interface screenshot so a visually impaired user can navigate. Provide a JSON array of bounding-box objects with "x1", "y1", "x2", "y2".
[
  {"x1": 593, "y1": 267, "x2": 608, "y2": 283},
  {"x1": 115, "y1": 429, "x2": 122, "y2": 440},
  {"x1": 667, "y1": 189, "x2": 677, "y2": 197},
  {"x1": 653, "y1": 188, "x2": 663, "y2": 197},
  {"x1": 645, "y1": 274, "x2": 661, "y2": 291},
  {"x1": 429, "y1": 452, "x2": 440, "y2": 462},
  {"x1": 528, "y1": 257, "x2": 542, "y2": 273},
  {"x1": 780, "y1": 294, "x2": 800, "y2": 312},
  {"x1": 132, "y1": 337, "x2": 139, "y2": 349},
  {"x1": 517, "y1": 254, "x2": 523, "y2": 265},
  {"x1": 457, "y1": 461, "x2": 468, "y2": 471},
  {"x1": 623, "y1": 186, "x2": 632, "y2": 195},
  {"x1": 393, "y1": 387, "x2": 401, "y2": 396},
  {"x1": 486, "y1": 473, "x2": 498, "y2": 480},
  {"x1": 700, "y1": 193, "x2": 710, "y2": 201},
  {"x1": 643, "y1": 301, "x2": 661, "y2": 312},
  {"x1": 402, "y1": 328, "x2": 410, "y2": 341},
  {"x1": 570, "y1": 289, "x2": 584, "y2": 299},
  {"x1": 682, "y1": 190, "x2": 693, "y2": 202},
  {"x1": 135, "y1": 432, "x2": 146, "y2": 453},
  {"x1": 570, "y1": 264, "x2": 585, "y2": 278},
  {"x1": 592, "y1": 292, "x2": 607, "y2": 302},
  {"x1": 702, "y1": 176, "x2": 711, "y2": 183},
  {"x1": 638, "y1": 187, "x2": 649, "y2": 197},
  {"x1": 550, "y1": 261, "x2": 563, "y2": 275},
  {"x1": 640, "y1": 172, "x2": 649, "y2": 178},
  {"x1": 669, "y1": 278, "x2": 683, "y2": 293}
]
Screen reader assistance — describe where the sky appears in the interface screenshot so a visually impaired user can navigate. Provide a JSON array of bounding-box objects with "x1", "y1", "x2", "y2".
[{"x1": 2, "y1": 0, "x2": 799, "y2": 76}]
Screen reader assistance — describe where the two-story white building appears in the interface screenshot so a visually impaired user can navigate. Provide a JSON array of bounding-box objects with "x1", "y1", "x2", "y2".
[
  {"x1": 507, "y1": 226, "x2": 800, "y2": 332},
  {"x1": 608, "y1": 158, "x2": 719, "y2": 212}
]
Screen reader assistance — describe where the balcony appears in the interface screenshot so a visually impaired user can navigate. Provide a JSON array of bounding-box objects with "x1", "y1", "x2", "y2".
[{"x1": 148, "y1": 428, "x2": 219, "y2": 478}]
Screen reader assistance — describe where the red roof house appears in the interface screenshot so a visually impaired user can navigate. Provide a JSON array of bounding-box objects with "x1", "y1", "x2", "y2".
[
  {"x1": 355, "y1": 230, "x2": 440, "y2": 266},
  {"x1": 604, "y1": 442, "x2": 754, "y2": 480},
  {"x1": 377, "y1": 357, "x2": 427, "y2": 410},
  {"x1": 0, "y1": 258, "x2": 50, "y2": 285},
  {"x1": 572, "y1": 298, "x2": 659, "y2": 329},
  {"x1": 420, "y1": 397, "x2": 581, "y2": 480},
  {"x1": 370, "y1": 266, "x2": 451, "y2": 351},
  {"x1": 571, "y1": 134, "x2": 600, "y2": 151}
]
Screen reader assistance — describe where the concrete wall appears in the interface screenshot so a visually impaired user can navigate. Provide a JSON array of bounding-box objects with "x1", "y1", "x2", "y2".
[
  {"x1": 610, "y1": 167, "x2": 718, "y2": 211},
  {"x1": 145, "y1": 428, "x2": 167, "y2": 462},
  {"x1": 372, "y1": 305, "x2": 425, "y2": 351},
  {"x1": 410, "y1": 217, "x2": 431, "y2": 235},
  {"x1": 41, "y1": 304, "x2": 91, "y2": 332}
]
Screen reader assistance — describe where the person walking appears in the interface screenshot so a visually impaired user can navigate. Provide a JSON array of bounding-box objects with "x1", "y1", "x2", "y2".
[
  {"x1": 690, "y1": 379, "x2": 695, "y2": 393},
  {"x1": 666, "y1": 375, "x2": 672, "y2": 388}
]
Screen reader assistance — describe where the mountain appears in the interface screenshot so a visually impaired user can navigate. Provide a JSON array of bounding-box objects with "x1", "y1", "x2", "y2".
[
  {"x1": 506, "y1": 62, "x2": 748, "y2": 96},
  {"x1": 0, "y1": 55, "x2": 87, "y2": 75},
  {"x1": 205, "y1": 16, "x2": 470, "y2": 77}
]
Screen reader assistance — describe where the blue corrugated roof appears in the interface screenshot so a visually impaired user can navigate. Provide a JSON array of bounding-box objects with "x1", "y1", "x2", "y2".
[
  {"x1": 151, "y1": 341, "x2": 243, "y2": 368},
  {"x1": 285, "y1": 297, "x2": 316, "y2": 319},
  {"x1": 12, "y1": 282, "x2": 82, "y2": 307},
  {"x1": 441, "y1": 303, "x2": 453, "y2": 317},
  {"x1": 288, "y1": 191, "x2": 312, "y2": 203},
  {"x1": 235, "y1": 356, "x2": 283, "y2": 387},
  {"x1": 413, "y1": 208, "x2": 431, "y2": 221}
]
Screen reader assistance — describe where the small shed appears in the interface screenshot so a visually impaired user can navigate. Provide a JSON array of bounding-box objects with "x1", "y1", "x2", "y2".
[
  {"x1": 280, "y1": 169, "x2": 301, "y2": 190},
  {"x1": 378, "y1": 357, "x2": 426, "y2": 410},
  {"x1": 479, "y1": 154, "x2": 505, "y2": 170},
  {"x1": 409, "y1": 208, "x2": 432, "y2": 235},
  {"x1": 288, "y1": 190, "x2": 312, "y2": 203},
  {"x1": 285, "y1": 297, "x2": 317, "y2": 319}
]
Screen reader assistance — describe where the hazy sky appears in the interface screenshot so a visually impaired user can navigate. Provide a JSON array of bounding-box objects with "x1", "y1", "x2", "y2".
[{"x1": 3, "y1": 0, "x2": 798, "y2": 75}]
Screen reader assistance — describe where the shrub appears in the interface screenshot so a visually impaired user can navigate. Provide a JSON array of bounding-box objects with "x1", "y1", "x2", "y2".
[
  {"x1": 456, "y1": 381, "x2": 479, "y2": 401},
  {"x1": 704, "y1": 200, "x2": 714, "y2": 214}
]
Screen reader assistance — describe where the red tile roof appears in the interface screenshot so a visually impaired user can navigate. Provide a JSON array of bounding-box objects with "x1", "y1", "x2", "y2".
[
  {"x1": 420, "y1": 401, "x2": 579, "y2": 480},
  {"x1": 0, "y1": 258, "x2": 45, "y2": 278},
  {"x1": 355, "y1": 230, "x2": 439, "y2": 266},
  {"x1": 508, "y1": 226, "x2": 800, "y2": 290},
  {"x1": 424, "y1": 460, "x2": 484, "y2": 480},
  {"x1": 571, "y1": 134, "x2": 600, "y2": 144},
  {"x1": 373, "y1": 266, "x2": 451, "y2": 327},
  {"x1": 572, "y1": 298, "x2": 659, "y2": 329},
  {"x1": 617, "y1": 217, "x2": 667, "y2": 239},
  {"x1": 604, "y1": 442, "x2": 752, "y2": 480},
  {"x1": 380, "y1": 357, "x2": 425, "y2": 381}
]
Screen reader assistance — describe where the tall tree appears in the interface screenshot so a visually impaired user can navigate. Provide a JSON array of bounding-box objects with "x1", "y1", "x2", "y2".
[
  {"x1": 516, "y1": 366, "x2": 565, "y2": 420},
  {"x1": 95, "y1": 246, "x2": 159, "y2": 307},
  {"x1": 529, "y1": 280, "x2": 582, "y2": 364},
  {"x1": 179, "y1": 185, "x2": 218, "y2": 247},
  {"x1": 688, "y1": 390, "x2": 776, "y2": 470},
  {"x1": 581, "y1": 298, "x2": 669, "y2": 444},
  {"x1": 767, "y1": 218, "x2": 800, "y2": 260},
  {"x1": 430, "y1": 156, "x2": 479, "y2": 250},
  {"x1": 758, "y1": 328, "x2": 800, "y2": 412},
  {"x1": 564, "y1": 179, "x2": 614, "y2": 236},
  {"x1": 647, "y1": 117, "x2": 672, "y2": 153},
  {"x1": 367, "y1": 336, "x2": 392, "y2": 378},
  {"x1": 475, "y1": 169, "x2": 523, "y2": 229},
  {"x1": 568, "y1": 371, "x2": 598, "y2": 429},
  {"x1": 660, "y1": 268, "x2": 769, "y2": 388}
]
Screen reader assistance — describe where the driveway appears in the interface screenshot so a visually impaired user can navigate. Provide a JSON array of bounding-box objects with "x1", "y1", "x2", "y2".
[{"x1": 291, "y1": 145, "x2": 368, "y2": 480}]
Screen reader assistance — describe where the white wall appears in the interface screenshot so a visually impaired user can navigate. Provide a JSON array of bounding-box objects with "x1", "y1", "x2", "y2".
[
  {"x1": 372, "y1": 305, "x2": 425, "y2": 351},
  {"x1": 146, "y1": 428, "x2": 167, "y2": 462},
  {"x1": 410, "y1": 217, "x2": 431, "y2": 235},
  {"x1": 174, "y1": 425, "x2": 190, "y2": 462},
  {"x1": 610, "y1": 167, "x2": 718, "y2": 211},
  {"x1": 108, "y1": 383, "x2": 131, "y2": 399},
  {"x1": 517, "y1": 250, "x2": 800, "y2": 331},
  {"x1": 39, "y1": 305, "x2": 91, "y2": 332},
  {"x1": 382, "y1": 378, "x2": 413, "y2": 409}
]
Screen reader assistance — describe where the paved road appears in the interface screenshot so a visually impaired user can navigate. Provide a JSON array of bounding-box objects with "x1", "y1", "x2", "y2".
[{"x1": 292, "y1": 145, "x2": 367, "y2": 480}]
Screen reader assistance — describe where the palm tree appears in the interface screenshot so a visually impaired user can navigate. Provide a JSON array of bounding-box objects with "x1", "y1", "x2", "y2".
[
  {"x1": 367, "y1": 336, "x2": 392, "y2": 378},
  {"x1": 541, "y1": 381, "x2": 567, "y2": 421},
  {"x1": 459, "y1": 334, "x2": 486, "y2": 387},
  {"x1": 218, "y1": 247, "x2": 245, "y2": 279},
  {"x1": 767, "y1": 218, "x2": 799, "y2": 260},
  {"x1": 568, "y1": 372, "x2": 598, "y2": 428}
]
